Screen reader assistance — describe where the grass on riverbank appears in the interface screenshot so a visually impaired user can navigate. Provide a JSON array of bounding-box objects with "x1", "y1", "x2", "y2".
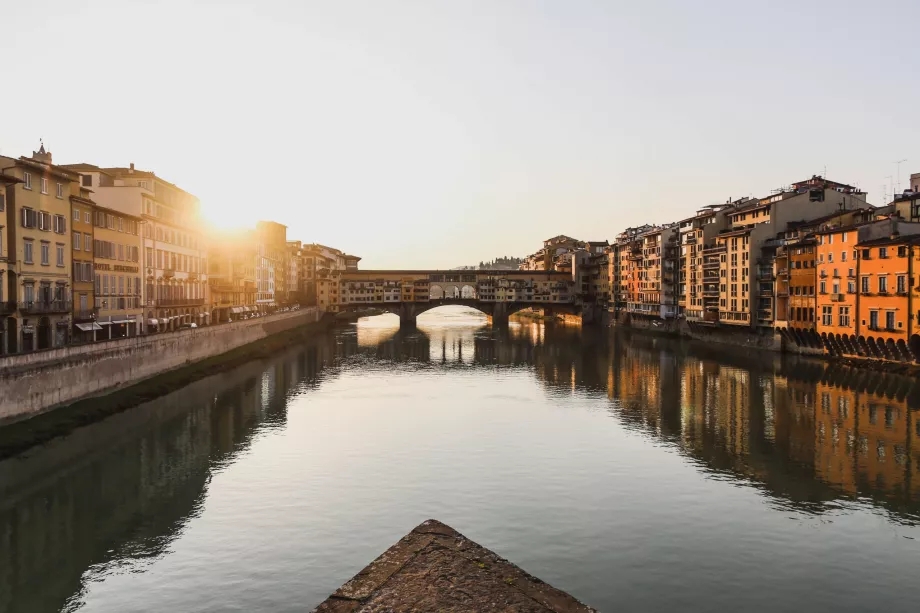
[{"x1": 0, "y1": 318, "x2": 332, "y2": 460}]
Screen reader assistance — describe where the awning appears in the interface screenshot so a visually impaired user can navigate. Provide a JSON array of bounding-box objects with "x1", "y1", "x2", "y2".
[
  {"x1": 243, "y1": 307, "x2": 252, "y2": 313},
  {"x1": 148, "y1": 318, "x2": 159, "y2": 325},
  {"x1": 98, "y1": 320, "x2": 113, "y2": 326},
  {"x1": 231, "y1": 307, "x2": 243, "y2": 314},
  {"x1": 76, "y1": 322, "x2": 103, "y2": 331},
  {"x1": 112, "y1": 318, "x2": 132, "y2": 324}
]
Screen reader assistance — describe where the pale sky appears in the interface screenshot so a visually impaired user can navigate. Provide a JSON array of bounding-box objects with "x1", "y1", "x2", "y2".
[{"x1": 2, "y1": 1, "x2": 916, "y2": 269}]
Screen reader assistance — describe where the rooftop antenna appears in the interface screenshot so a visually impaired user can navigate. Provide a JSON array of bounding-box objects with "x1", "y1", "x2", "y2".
[
  {"x1": 885, "y1": 175, "x2": 894, "y2": 204},
  {"x1": 894, "y1": 159, "x2": 907, "y2": 194}
]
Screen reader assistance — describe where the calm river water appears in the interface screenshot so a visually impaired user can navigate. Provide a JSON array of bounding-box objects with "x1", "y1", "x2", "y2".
[{"x1": 1, "y1": 307, "x2": 919, "y2": 613}]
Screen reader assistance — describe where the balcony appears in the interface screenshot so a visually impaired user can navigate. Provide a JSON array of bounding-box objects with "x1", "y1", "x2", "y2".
[
  {"x1": 703, "y1": 289, "x2": 720, "y2": 298},
  {"x1": 819, "y1": 270, "x2": 827, "y2": 278},
  {"x1": 756, "y1": 268, "x2": 774, "y2": 280},
  {"x1": 163, "y1": 268, "x2": 175, "y2": 278},
  {"x1": 19, "y1": 300, "x2": 72, "y2": 314},
  {"x1": 73, "y1": 307, "x2": 100, "y2": 321},
  {"x1": 830, "y1": 294, "x2": 845, "y2": 302},
  {"x1": 156, "y1": 298, "x2": 206, "y2": 307}
]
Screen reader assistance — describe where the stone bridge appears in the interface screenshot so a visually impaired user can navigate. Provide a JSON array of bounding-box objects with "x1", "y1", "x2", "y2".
[{"x1": 336, "y1": 270, "x2": 587, "y2": 326}]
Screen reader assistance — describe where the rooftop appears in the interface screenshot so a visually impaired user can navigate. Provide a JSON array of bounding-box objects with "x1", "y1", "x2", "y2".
[{"x1": 312, "y1": 519, "x2": 595, "y2": 613}]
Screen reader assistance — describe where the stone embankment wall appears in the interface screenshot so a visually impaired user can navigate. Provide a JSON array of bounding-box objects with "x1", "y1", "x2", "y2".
[{"x1": 0, "y1": 308, "x2": 324, "y2": 424}]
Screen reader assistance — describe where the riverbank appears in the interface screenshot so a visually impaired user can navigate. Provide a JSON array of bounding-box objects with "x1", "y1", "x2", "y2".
[{"x1": 0, "y1": 309, "x2": 330, "y2": 459}]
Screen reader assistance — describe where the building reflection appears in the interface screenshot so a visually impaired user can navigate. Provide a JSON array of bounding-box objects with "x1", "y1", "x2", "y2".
[{"x1": 1, "y1": 314, "x2": 918, "y2": 612}]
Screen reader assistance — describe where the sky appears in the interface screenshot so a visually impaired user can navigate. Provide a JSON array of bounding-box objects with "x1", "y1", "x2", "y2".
[{"x1": 1, "y1": 0, "x2": 916, "y2": 269}]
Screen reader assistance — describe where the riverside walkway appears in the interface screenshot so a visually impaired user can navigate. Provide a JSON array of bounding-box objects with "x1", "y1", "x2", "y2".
[{"x1": 312, "y1": 520, "x2": 596, "y2": 612}]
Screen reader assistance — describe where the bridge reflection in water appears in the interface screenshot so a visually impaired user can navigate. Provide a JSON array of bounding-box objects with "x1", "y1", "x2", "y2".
[{"x1": 0, "y1": 309, "x2": 918, "y2": 612}]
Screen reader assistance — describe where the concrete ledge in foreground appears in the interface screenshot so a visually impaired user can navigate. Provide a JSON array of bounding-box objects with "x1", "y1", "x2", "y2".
[{"x1": 312, "y1": 519, "x2": 596, "y2": 613}]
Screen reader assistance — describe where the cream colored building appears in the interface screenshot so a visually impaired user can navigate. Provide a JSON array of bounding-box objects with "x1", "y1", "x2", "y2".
[
  {"x1": 62, "y1": 163, "x2": 209, "y2": 331},
  {"x1": 92, "y1": 204, "x2": 144, "y2": 338}
]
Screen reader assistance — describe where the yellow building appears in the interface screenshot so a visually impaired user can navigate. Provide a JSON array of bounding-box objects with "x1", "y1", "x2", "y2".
[
  {"x1": 92, "y1": 204, "x2": 144, "y2": 338},
  {"x1": 0, "y1": 145, "x2": 79, "y2": 352},
  {"x1": 208, "y1": 230, "x2": 258, "y2": 322},
  {"x1": 70, "y1": 192, "x2": 98, "y2": 342}
]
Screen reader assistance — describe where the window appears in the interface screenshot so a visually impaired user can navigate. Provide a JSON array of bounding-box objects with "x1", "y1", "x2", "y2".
[
  {"x1": 41, "y1": 242, "x2": 50, "y2": 265},
  {"x1": 879, "y1": 276, "x2": 888, "y2": 294},
  {"x1": 0, "y1": 193, "x2": 4, "y2": 211},
  {"x1": 138, "y1": 180, "x2": 148, "y2": 189},
  {"x1": 841, "y1": 251, "x2": 847, "y2": 262},
  {"x1": 84, "y1": 211, "x2": 91, "y2": 224},
  {"x1": 839, "y1": 306, "x2": 850, "y2": 327},
  {"x1": 886, "y1": 311, "x2": 895, "y2": 330},
  {"x1": 848, "y1": 281, "x2": 855, "y2": 293},
  {"x1": 24, "y1": 239, "x2": 33, "y2": 263},
  {"x1": 820, "y1": 280, "x2": 826, "y2": 294},
  {"x1": 82, "y1": 174, "x2": 92, "y2": 187},
  {"x1": 41, "y1": 177, "x2": 48, "y2": 194},
  {"x1": 20, "y1": 207, "x2": 37, "y2": 228},
  {"x1": 56, "y1": 244, "x2": 64, "y2": 266},
  {"x1": 73, "y1": 208, "x2": 80, "y2": 221},
  {"x1": 828, "y1": 253, "x2": 833, "y2": 263},
  {"x1": 53, "y1": 214, "x2": 66, "y2": 234},
  {"x1": 822, "y1": 306, "x2": 832, "y2": 326},
  {"x1": 118, "y1": 217, "x2": 124, "y2": 232},
  {"x1": 880, "y1": 247, "x2": 888, "y2": 259},
  {"x1": 23, "y1": 172, "x2": 32, "y2": 190},
  {"x1": 84, "y1": 233, "x2": 92, "y2": 252},
  {"x1": 56, "y1": 183, "x2": 63, "y2": 198},
  {"x1": 870, "y1": 310, "x2": 879, "y2": 329},
  {"x1": 897, "y1": 275, "x2": 907, "y2": 293},
  {"x1": 73, "y1": 231, "x2": 81, "y2": 250},
  {"x1": 861, "y1": 276, "x2": 870, "y2": 293},
  {"x1": 842, "y1": 232, "x2": 847, "y2": 243}
]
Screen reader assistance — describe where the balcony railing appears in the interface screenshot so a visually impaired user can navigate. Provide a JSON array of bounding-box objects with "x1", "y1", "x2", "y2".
[
  {"x1": 73, "y1": 307, "x2": 100, "y2": 321},
  {"x1": 830, "y1": 294, "x2": 846, "y2": 302},
  {"x1": 756, "y1": 268, "x2": 774, "y2": 280},
  {"x1": 19, "y1": 300, "x2": 72, "y2": 314},
  {"x1": 163, "y1": 268, "x2": 175, "y2": 278},
  {"x1": 155, "y1": 298, "x2": 206, "y2": 307}
]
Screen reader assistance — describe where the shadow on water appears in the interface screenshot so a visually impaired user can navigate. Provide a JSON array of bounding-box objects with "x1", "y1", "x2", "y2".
[{"x1": 1, "y1": 309, "x2": 918, "y2": 611}]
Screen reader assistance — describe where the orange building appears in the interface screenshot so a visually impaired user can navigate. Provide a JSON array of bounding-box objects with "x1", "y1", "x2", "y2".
[
  {"x1": 815, "y1": 226, "x2": 859, "y2": 344},
  {"x1": 855, "y1": 235, "x2": 919, "y2": 360}
]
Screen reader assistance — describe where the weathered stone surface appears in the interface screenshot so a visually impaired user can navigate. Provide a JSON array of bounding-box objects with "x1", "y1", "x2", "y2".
[{"x1": 312, "y1": 520, "x2": 596, "y2": 613}]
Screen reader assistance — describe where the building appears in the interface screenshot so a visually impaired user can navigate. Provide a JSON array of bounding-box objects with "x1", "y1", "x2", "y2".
[
  {"x1": 775, "y1": 208, "x2": 876, "y2": 335},
  {"x1": 70, "y1": 192, "x2": 98, "y2": 342},
  {"x1": 62, "y1": 162, "x2": 209, "y2": 332},
  {"x1": 0, "y1": 145, "x2": 79, "y2": 352},
  {"x1": 714, "y1": 176, "x2": 867, "y2": 328},
  {"x1": 854, "y1": 234, "x2": 920, "y2": 360},
  {"x1": 255, "y1": 221, "x2": 287, "y2": 311},
  {"x1": 0, "y1": 173, "x2": 24, "y2": 354},
  {"x1": 625, "y1": 226, "x2": 678, "y2": 320},
  {"x1": 286, "y1": 240, "x2": 304, "y2": 304},
  {"x1": 209, "y1": 230, "x2": 258, "y2": 322},
  {"x1": 91, "y1": 204, "x2": 144, "y2": 338},
  {"x1": 611, "y1": 225, "x2": 654, "y2": 318},
  {"x1": 677, "y1": 203, "x2": 735, "y2": 322}
]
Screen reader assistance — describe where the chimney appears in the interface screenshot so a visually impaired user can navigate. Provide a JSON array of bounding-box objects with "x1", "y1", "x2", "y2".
[{"x1": 129, "y1": 162, "x2": 135, "y2": 174}]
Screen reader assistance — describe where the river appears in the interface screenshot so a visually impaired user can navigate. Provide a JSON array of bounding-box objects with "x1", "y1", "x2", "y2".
[{"x1": 1, "y1": 307, "x2": 918, "y2": 613}]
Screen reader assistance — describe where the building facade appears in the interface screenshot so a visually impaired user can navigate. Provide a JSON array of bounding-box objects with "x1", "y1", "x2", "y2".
[
  {"x1": 63, "y1": 163, "x2": 209, "y2": 332},
  {"x1": 92, "y1": 205, "x2": 144, "y2": 338},
  {"x1": 70, "y1": 194, "x2": 98, "y2": 342},
  {"x1": 1, "y1": 146, "x2": 78, "y2": 352}
]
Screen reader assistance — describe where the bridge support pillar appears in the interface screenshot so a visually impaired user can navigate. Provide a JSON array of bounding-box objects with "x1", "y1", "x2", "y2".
[
  {"x1": 399, "y1": 302, "x2": 418, "y2": 328},
  {"x1": 491, "y1": 302, "x2": 509, "y2": 328}
]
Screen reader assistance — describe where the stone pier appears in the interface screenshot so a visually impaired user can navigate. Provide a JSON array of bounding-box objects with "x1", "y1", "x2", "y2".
[{"x1": 312, "y1": 519, "x2": 596, "y2": 612}]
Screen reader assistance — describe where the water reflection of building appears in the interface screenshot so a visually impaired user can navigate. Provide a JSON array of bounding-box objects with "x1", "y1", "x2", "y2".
[{"x1": 0, "y1": 339, "x2": 335, "y2": 613}]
